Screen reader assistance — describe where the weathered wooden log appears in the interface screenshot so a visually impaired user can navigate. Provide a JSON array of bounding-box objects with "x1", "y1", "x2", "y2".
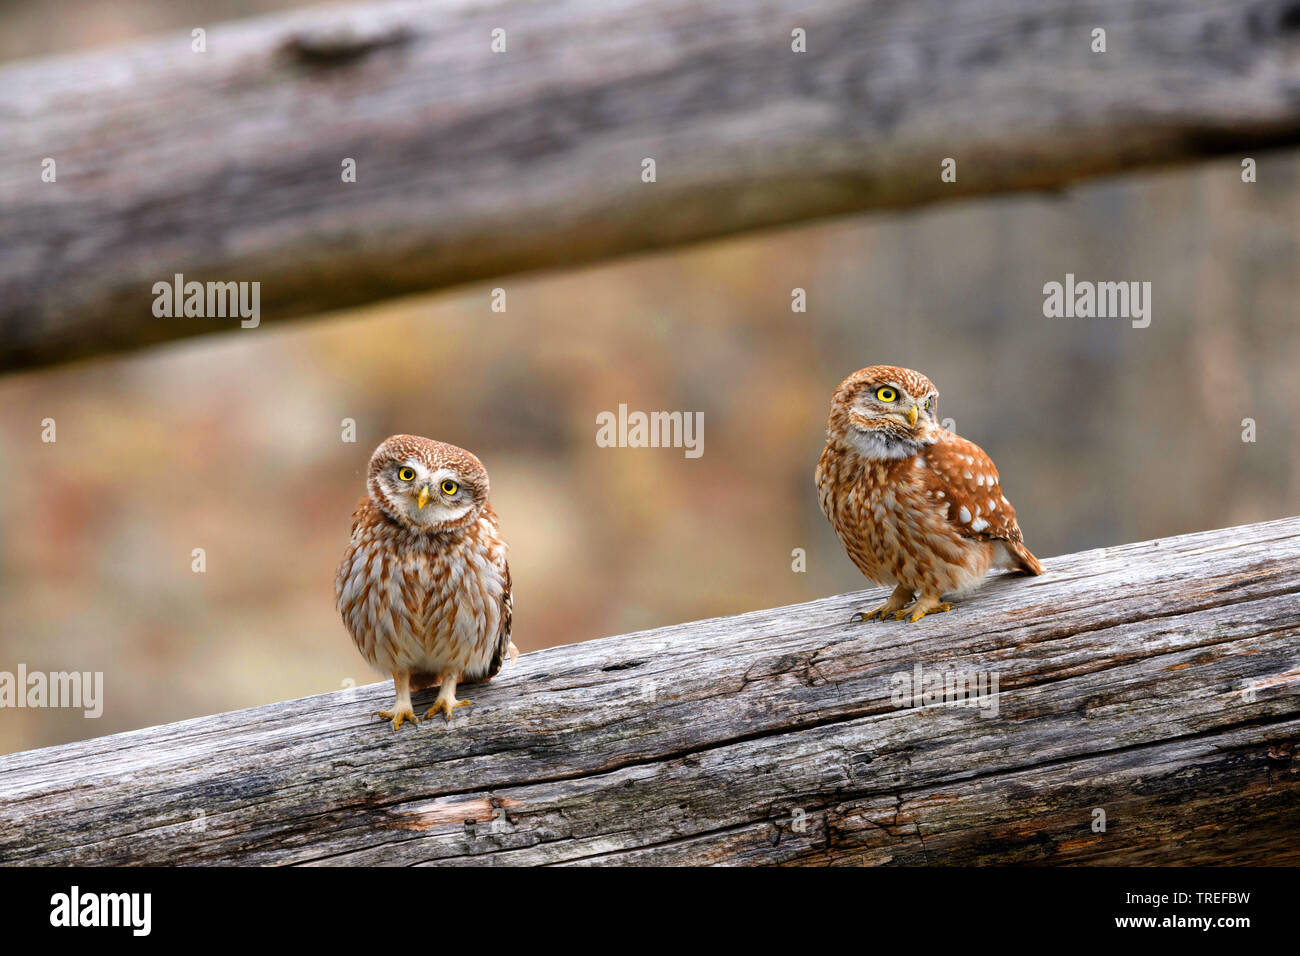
[
  {"x1": 0, "y1": 517, "x2": 1296, "y2": 865},
  {"x1": 4, "y1": 0, "x2": 1300, "y2": 372}
]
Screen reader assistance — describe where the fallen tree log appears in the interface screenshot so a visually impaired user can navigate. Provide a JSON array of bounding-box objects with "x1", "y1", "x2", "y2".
[
  {"x1": 5, "y1": 0, "x2": 1300, "y2": 372},
  {"x1": 0, "y1": 517, "x2": 1297, "y2": 865}
]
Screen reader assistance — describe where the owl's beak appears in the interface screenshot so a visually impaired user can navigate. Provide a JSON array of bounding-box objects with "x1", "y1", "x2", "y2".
[
  {"x1": 416, "y1": 485, "x2": 431, "y2": 511},
  {"x1": 906, "y1": 405, "x2": 919, "y2": 426}
]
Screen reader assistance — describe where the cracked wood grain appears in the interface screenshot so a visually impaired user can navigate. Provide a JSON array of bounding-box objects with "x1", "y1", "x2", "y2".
[
  {"x1": 0, "y1": 516, "x2": 1298, "y2": 865},
  {"x1": 5, "y1": 0, "x2": 1300, "y2": 371}
]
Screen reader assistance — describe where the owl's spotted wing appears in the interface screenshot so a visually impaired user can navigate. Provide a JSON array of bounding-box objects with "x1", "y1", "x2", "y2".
[
  {"x1": 922, "y1": 433, "x2": 1028, "y2": 546},
  {"x1": 486, "y1": 560, "x2": 513, "y2": 679}
]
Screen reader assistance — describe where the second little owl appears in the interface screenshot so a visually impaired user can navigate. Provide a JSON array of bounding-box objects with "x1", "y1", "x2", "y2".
[{"x1": 816, "y1": 366, "x2": 1042, "y2": 623}]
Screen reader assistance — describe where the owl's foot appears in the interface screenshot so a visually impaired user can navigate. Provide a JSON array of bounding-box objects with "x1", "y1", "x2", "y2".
[
  {"x1": 893, "y1": 597, "x2": 953, "y2": 623},
  {"x1": 424, "y1": 697, "x2": 472, "y2": 722},
  {"x1": 377, "y1": 708, "x2": 419, "y2": 731},
  {"x1": 425, "y1": 675, "x2": 472, "y2": 723},
  {"x1": 381, "y1": 671, "x2": 418, "y2": 730},
  {"x1": 851, "y1": 584, "x2": 913, "y2": 623},
  {"x1": 507, "y1": 641, "x2": 520, "y2": 665},
  {"x1": 853, "y1": 606, "x2": 898, "y2": 623}
]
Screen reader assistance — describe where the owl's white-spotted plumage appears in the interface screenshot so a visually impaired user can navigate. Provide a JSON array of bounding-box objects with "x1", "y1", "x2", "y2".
[
  {"x1": 335, "y1": 435, "x2": 514, "y2": 729},
  {"x1": 816, "y1": 366, "x2": 1042, "y2": 623}
]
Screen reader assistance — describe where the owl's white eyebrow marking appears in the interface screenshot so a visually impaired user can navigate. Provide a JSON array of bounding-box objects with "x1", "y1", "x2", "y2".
[{"x1": 427, "y1": 467, "x2": 460, "y2": 483}]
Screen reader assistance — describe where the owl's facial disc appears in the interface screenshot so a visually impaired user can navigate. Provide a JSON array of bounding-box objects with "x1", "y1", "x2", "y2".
[
  {"x1": 387, "y1": 461, "x2": 475, "y2": 529},
  {"x1": 846, "y1": 383, "x2": 938, "y2": 459}
]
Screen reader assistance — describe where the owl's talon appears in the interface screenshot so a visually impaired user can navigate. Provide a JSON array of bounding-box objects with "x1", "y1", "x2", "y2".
[
  {"x1": 377, "y1": 709, "x2": 419, "y2": 730},
  {"x1": 424, "y1": 698, "x2": 472, "y2": 722},
  {"x1": 851, "y1": 606, "x2": 899, "y2": 623},
  {"x1": 852, "y1": 584, "x2": 914, "y2": 624},
  {"x1": 905, "y1": 601, "x2": 953, "y2": 623}
]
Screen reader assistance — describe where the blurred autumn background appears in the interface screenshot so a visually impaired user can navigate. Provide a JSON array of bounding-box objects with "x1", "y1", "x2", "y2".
[{"x1": 1, "y1": 0, "x2": 1298, "y2": 756}]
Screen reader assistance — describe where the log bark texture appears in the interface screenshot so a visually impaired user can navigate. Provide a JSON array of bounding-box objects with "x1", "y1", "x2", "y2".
[
  {"x1": 0, "y1": 517, "x2": 1297, "y2": 865},
  {"x1": 4, "y1": 0, "x2": 1300, "y2": 371}
]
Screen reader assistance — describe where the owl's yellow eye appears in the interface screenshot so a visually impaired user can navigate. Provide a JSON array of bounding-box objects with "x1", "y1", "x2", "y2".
[
  {"x1": 440, "y1": 479, "x2": 459, "y2": 496},
  {"x1": 397, "y1": 467, "x2": 416, "y2": 482},
  {"x1": 876, "y1": 386, "x2": 898, "y2": 403}
]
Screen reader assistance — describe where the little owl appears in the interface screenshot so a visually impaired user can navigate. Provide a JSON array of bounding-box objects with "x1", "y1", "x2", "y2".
[
  {"x1": 816, "y1": 366, "x2": 1042, "y2": 623},
  {"x1": 336, "y1": 435, "x2": 517, "y2": 729}
]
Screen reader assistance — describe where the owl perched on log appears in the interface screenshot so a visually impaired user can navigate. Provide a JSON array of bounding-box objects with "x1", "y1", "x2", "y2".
[
  {"x1": 336, "y1": 435, "x2": 516, "y2": 729},
  {"x1": 816, "y1": 366, "x2": 1042, "y2": 623}
]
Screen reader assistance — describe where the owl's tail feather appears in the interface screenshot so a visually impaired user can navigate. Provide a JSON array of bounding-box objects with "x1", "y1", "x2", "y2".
[{"x1": 1006, "y1": 540, "x2": 1044, "y2": 576}]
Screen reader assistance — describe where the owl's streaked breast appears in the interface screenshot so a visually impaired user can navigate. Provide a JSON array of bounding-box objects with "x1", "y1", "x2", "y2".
[{"x1": 335, "y1": 500, "x2": 508, "y2": 680}]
